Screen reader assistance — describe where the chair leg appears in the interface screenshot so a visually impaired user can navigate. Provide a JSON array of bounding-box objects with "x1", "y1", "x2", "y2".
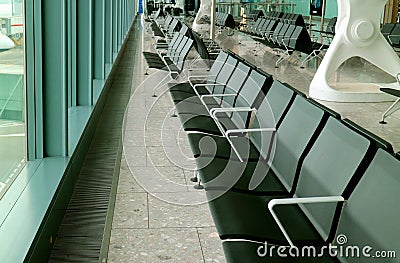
[
  {"x1": 194, "y1": 178, "x2": 204, "y2": 190},
  {"x1": 171, "y1": 108, "x2": 177, "y2": 117},
  {"x1": 275, "y1": 50, "x2": 289, "y2": 68},
  {"x1": 190, "y1": 169, "x2": 198, "y2": 182},
  {"x1": 152, "y1": 72, "x2": 172, "y2": 97},
  {"x1": 301, "y1": 50, "x2": 324, "y2": 68},
  {"x1": 380, "y1": 98, "x2": 400, "y2": 124},
  {"x1": 253, "y1": 42, "x2": 260, "y2": 56}
]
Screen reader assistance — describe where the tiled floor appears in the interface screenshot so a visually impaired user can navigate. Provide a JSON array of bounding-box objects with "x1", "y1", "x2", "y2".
[
  {"x1": 107, "y1": 16, "x2": 400, "y2": 263},
  {"x1": 108, "y1": 18, "x2": 225, "y2": 263}
]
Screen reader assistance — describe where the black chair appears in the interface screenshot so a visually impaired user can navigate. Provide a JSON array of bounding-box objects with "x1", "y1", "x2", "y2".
[
  {"x1": 169, "y1": 51, "x2": 229, "y2": 101},
  {"x1": 381, "y1": 23, "x2": 396, "y2": 42},
  {"x1": 313, "y1": 17, "x2": 337, "y2": 45},
  {"x1": 192, "y1": 80, "x2": 302, "y2": 188},
  {"x1": 169, "y1": 51, "x2": 233, "y2": 104},
  {"x1": 387, "y1": 23, "x2": 400, "y2": 50},
  {"x1": 144, "y1": 8, "x2": 161, "y2": 23},
  {"x1": 186, "y1": 68, "x2": 273, "y2": 162},
  {"x1": 142, "y1": 34, "x2": 194, "y2": 96},
  {"x1": 245, "y1": 9, "x2": 264, "y2": 22}
]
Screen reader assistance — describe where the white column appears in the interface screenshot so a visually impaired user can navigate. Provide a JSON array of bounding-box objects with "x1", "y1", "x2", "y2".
[{"x1": 309, "y1": 0, "x2": 400, "y2": 102}]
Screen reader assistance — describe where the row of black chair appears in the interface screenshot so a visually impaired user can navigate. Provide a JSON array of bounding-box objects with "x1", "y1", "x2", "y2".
[
  {"x1": 149, "y1": 15, "x2": 181, "y2": 38},
  {"x1": 143, "y1": 18, "x2": 225, "y2": 96},
  {"x1": 243, "y1": 12, "x2": 305, "y2": 36},
  {"x1": 165, "y1": 50, "x2": 400, "y2": 263},
  {"x1": 244, "y1": 9, "x2": 264, "y2": 22},
  {"x1": 256, "y1": 21, "x2": 329, "y2": 67},
  {"x1": 312, "y1": 17, "x2": 337, "y2": 38},
  {"x1": 144, "y1": 8, "x2": 161, "y2": 23},
  {"x1": 154, "y1": 19, "x2": 188, "y2": 49},
  {"x1": 142, "y1": 32, "x2": 194, "y2": 96},
  {"x1": 264, "y1": 11, "x2": 283, "y2": 20},
  {"x1": 188, "y1": 29, "x2": 221, "y2": 68},
  {"x1": 216, "y1": 12, "x2": 236, "y2": 29}
]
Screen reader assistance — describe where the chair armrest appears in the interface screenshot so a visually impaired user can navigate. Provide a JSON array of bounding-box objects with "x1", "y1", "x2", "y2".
[
  {"x1": 199, "y1": 94, "x2": 236, "y2": 107},
  {"x1": 192, "y1": 83, "x2": 225, "y2": 95},
  {"x1": 268, "y1": 196, "x2": 345, "y2": 247},
  {"x1": 210, "y1": 107, "x2": 255, "y2": 117},
  {"x1": 388, "y1": 34, "x2": 400, "y2": 45},
  {"x1": 200, "y1": 93, "x2": 236, "y2": 99},
  {"x1": 188, "y1": 75, "x2": 216, "y2": 87},
  {"x1": 225, "y1": 127, "x2": 276, "y2": 137},
  {"x1": 162, "y1": 55, "x2": 182, "y2": 60}
]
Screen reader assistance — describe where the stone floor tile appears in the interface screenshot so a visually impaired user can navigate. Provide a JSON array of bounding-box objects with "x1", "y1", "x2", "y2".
[
  {"x1": 108, "y1": 228, "x2": 204, "y2": 263},
  {"x1": 198, "y1": 227, "x2": 227, "y2": 263},
  {"x1": 148, "y1": 193, "x2": 214, "y2": 228},
  {"x1": 128, "y1": 165, "x2": 189, "y2": 193},
  {"x1": 112, "y1": 192, "x2": 148, "y2": 229},
  {"x1": 117, "y1": 157, "x2": 146, "y2": 193},
  {"x1": 124, "y1": 146, "x2": 147, "y2": 167}
]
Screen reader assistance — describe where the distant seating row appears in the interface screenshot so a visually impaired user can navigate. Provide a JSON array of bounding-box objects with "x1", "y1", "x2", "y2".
[
  {"x1": 142, "y1": 32, "x2": 193, "y2": 95},
  {"x1": 143, "y1": 17, "x2": 224, "y2": 95},
  {"x1": 149, "y1": 15, "x2": 181, "y2": 38},
  {"x1": 198, "y1": 12, "x2": 236, "y2": 29},
  {"x1": 216, "y1": 12, "x2": 236, "y2": 29},
  {"x1": 166, "y1": 50, "x2": 400, "y2": 263},
  {"x1": 243, "y1": 9, "x2": 264, "y2": 22},
  {"x1": 259, "y1": 21, "x2": 329, "y2": 67},
  {"x1": 381, "y1": 22, "x2": 400, "y2": 49},
  {"x1": 242, "y1": 12, "x2": 305, "y2": 35}
]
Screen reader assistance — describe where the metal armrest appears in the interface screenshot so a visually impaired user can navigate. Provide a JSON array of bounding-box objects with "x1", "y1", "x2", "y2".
[
  {"x1": 199, "y1": 93, "x2": 236, "y2": 107},
  {"x1": 225, "y1": 127, "x2": 276, "y2": 137},
  {"x1": 188, "y1": 74, "x2": 217, "y2": 87},
  {"x1": 268, "y1": 196, "x2": 345, "y2": 247},
  {"x1": 223, "y1": 127, "x2": 276, "y2": 162},
  {"x1": 162, "y1": 55, "x2": 183, "y2": 62},
  {"x1": 210, "y1": 107, "x2": 255, "y2": 118},
  {"x1": 388, "y1": 34, "x2": 400, "y2": 45},
  {"x1": 200, "y1": 93, "x2": 236, "y2": 99},
  {"x1": 192, "y1": 83, "x2": 225, "y2": 89},
  {"x1": 192, "y1": 83, "x2": 226, "y2": 96}
]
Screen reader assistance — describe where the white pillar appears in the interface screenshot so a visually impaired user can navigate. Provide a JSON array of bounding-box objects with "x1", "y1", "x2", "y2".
[
  {"x1": 309, "y1": 0, "x2": 400, "y2": 102},
  {"x1": 210, "y1": 0, "x2": 216, "y2": 40},
  {"x1": 192, "y1": 0, "x2": 212, "y2": 34}
]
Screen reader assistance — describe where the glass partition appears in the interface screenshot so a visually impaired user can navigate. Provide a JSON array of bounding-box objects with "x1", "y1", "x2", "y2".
[{"x1": 216, "y1": 0, "x2": 296, "y2": 19}]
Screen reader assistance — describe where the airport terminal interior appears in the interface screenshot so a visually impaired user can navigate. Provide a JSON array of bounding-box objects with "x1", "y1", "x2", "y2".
[{"x1": 0, "y1": 0, "x2": 400, "y2": 262}]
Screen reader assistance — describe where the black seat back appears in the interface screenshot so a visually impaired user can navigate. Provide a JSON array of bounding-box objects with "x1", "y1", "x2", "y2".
[
  {"x1": 381, "y1": 23, "x2": 396, "y2": 41},
  {"x1": 291, "y1": 14, "x2": 305, "y2": 27},
  {"x1": 388, "y1": 23, "x2": 400, "y2": 47},
  {"x1": 192, "y1": 31, "x2": 210, "y2": 62},
  {"x1": 290, "y1": 26, "x2": 313, "y2": 53},
  {"x1": 334, "y1": 148, "x2": 400, "y2": 262},
  {"x1": 326, "y1": 17, "x2": 337, "y2": 34}
]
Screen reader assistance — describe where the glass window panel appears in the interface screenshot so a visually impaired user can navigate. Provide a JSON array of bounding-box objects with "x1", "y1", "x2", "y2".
[{"x1": 0, "y1": 0, "x2": 26, "y2": 198}]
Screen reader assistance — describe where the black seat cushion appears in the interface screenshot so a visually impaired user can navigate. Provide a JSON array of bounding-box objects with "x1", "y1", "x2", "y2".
[
  {"x1": 178, "y1": 112, "x2": 233, "y2": 135},
  {"x1": 207, "y1": 190, "x2": 322, "y2": 245},
  {"x1": 381, "y1": 88, "x2": 400, "y2": 98},
  {"x1": 187, "y1": 133, "x2": 261, "y2": 161},
  {"x1": 197, "y1": 157, "x2": 284, "y2": 193}
]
